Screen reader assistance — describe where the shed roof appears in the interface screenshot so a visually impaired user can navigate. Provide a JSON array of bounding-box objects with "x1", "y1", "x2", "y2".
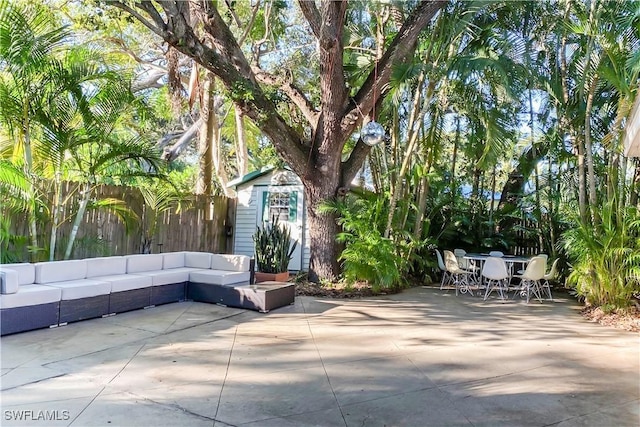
[{"x1": 227, "y1": 166, "x2": 276, "y2": 188}]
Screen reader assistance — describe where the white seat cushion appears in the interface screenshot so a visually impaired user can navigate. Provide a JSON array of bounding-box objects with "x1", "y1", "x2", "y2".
[
  {"x1": 35, "y1": 260, "x2": 87, "y2": 284},
  {"x1": 1, "y1": 263, "x2": 35, "y2": 285},
  {"x1": 210, "y1": 254, "x2": 251, "y2": 272},
  {"x1": 135, "y1": 268, "x2": 197, "y2": 286},
  {"x1": 86, "y1": 257, "x2": 127, "y2": 278},
  {"x1": 189, "y1": 270, "x2": 250, "y2": 286},
  {"x1": 163, "y1": 252, "x2": 186, "y2": 269},
  {"x1": 0, "y1": 284, "x2": 62, "y2": 309},
  {"x1": 184, "y1": 252, "x2": 212, "y2": 269},
  {"x1": 44, "y1": 279, "x2": 111, "y2": 300},
  {"x1": 93, "y1": 274, "x2": 152, "y2": 293}
]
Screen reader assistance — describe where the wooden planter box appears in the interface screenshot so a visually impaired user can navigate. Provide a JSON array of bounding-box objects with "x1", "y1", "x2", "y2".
[{"x1": 254, "y1": 271, "x2": 289, "y2": 283}]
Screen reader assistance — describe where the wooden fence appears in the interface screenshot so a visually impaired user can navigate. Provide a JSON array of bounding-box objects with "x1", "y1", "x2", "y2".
[{"x1": 4, "y1": 183, "x2": 231, "y2": 261}]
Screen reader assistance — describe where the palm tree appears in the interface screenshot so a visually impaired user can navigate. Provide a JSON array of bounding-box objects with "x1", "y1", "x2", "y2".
[{"x1": 0, "y1": 1, "x2": 68, "y2": 259}]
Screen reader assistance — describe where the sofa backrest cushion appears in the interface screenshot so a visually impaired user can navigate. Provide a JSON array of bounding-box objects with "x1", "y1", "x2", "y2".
[
  {"x1": 163, "y1": 252, "x2": 185, "y2": 270},
  {"x1": 126, "y1": 254, "x2": 163, "y2": 273},
  {"x1": 0, "y1": 263, "x2": 35, "y2": 286},
  {"x1": 35, "y1": 260, "x2": 87, "y2": 284},
  {"x1": 1, "y1": 269, "x2": 19, "y2": 294},
  {"x1": 184, "y1": 252, "x2": 212, "y2": 269},
  {"x1": 210, "y1": 254, "x2": 250, "y2": 272},
  {"x1": 86, "y1": 256, "x2": 127, "y2": 278}
]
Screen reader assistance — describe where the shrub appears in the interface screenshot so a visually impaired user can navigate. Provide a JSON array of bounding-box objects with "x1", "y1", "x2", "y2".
[
  {"x1": 562, "y1": 202, "x2": 640, "y2": 309},
  {"x1": 252, "y1": 217, "x2": 298, "y2": 273}
]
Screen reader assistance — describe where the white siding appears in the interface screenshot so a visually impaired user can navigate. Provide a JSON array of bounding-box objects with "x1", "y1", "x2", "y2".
[
  {"x1": 233, "y1": 184, "x2": 258, "y2": 259},
  {"x1": 232, "y1": 170, "x2": 310, "y2": 271},
  {"x1": 303, "y1": 202, "x2": 310, "y2": 270}
]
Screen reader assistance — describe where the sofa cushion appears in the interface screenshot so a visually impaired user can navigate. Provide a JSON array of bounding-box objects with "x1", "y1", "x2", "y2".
[
  {"x1": 1, "y1": 263, "x2": 35, "y2": 285},
  {"x1": 126, "y1": 254, "x2": 164, "y2": 273},
  {"x1": 93, "y1": 274, "x2": 152, "y2": 293},
  {"x1": 210, "y1": 254, "x2": 251, "y2": 272},
  {"x1": 189, "y1": 270, "x2": 251, "y2": 286},
  {"x1": 135, "y1": 268, "x2": 196, "y2": 286},
  {"x1": 0, "y1": 284, "x2": 62, "y2": 309},
  {"x1": 44, "y1": 279, "x2": 111, "y2": 300},
  {"x1": 86, "y1": 257, "x2": 127, "y2": 278},
  {"x1": 184, "y1": 252, "x2": 212, "y2": 269},
  {"x1": 35, "y1": 260, "x2": 87, "y2": 284},
  {"x1": 163, "y1": 252, "x2": 185, "y2": 270},
  {"x1": 1, "y1": 269, "x2": 19, "y2": 294}
]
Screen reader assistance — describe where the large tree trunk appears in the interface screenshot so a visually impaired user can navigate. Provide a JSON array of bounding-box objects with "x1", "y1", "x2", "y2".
[{"x1": 304, "y1": 173, "x2": 341, "y2": 282}]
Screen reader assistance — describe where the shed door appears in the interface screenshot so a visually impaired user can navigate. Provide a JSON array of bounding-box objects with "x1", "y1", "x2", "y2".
[{"x1": 257, "y1": 187, "x2": 303, "y2": 271}]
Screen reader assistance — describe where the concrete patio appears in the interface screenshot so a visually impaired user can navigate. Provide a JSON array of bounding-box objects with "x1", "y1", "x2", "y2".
[{"x1": 1, "y1": 286, "x2": 638, "y2": 427}]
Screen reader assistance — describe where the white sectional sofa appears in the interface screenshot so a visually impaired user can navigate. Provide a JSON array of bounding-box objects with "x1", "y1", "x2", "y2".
[{"x1": 0, "y1": 252, "x2": 254, "y2": 336}]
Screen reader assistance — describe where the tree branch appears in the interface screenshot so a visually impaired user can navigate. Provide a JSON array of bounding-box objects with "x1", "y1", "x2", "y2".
[
  {"x1": 342, "y1": 0, "x2": 446, "y2": 180},
  {"x1": 119, "y1": 1, "x2": 310, "y2": 173},
  {"x1": 110, "y1": 1, "x2": 165, "y2": 38},
  {"x1": 297, "y1": 0, "x2": 321, "y2": 39},
  {"x1": 346, "y1": 0, "x2": 446, "y2": 133},
  {"x1": 253, "y1": 67, "x2": 319, "y2": 126}
]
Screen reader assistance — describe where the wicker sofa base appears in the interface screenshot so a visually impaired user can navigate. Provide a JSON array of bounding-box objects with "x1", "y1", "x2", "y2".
[
  {"x1": 151, "y1": 282, "x2": 187, "y2": 306},
  {"x1": 0, "y1": 302, "x2": 60, "y2": 335},
  {"x1": 59, "y1": 294, "x2": 110, "y2": 324},
  {"x1": 109, "y1": 288, "x2": 152, "y2": 314},
  {"x1": 187, "y1": 281, "x2": 294, "y2": 313}
]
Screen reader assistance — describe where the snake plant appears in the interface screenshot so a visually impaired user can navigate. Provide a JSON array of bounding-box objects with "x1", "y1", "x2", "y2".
[{"x1": 252, "y1": 217, "x2": 298, "y2": 273}]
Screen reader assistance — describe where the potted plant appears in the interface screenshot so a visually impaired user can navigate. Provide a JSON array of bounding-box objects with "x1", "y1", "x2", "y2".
[{"x1": 252, "y1": 217, "x2": 298, "y2": 283}]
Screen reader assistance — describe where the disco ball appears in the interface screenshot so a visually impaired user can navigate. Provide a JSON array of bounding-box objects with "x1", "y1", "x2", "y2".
[{"x1": 361, "y1": 121, "x2": 385, "y2": 146}]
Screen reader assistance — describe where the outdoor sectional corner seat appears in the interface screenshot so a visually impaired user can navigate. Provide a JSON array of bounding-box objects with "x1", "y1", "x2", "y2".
[{"x1": 0, "y1": 252, "x2": 270, "y2": 336}]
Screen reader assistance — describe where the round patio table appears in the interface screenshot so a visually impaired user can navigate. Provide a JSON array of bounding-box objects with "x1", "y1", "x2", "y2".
[{"x1": 463, "y1": 253, "x2": 532, "y2": 292}]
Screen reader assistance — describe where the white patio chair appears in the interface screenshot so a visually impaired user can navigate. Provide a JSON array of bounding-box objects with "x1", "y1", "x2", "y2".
[
  {"x1": 454, "y1": 248, "x2": 478, "y2": 272},
  {"x1": 513, "y1": 256, "x2": 547, "y2": 303},
  {"x1": 482, "y1": 257, "x2": 510, "y2": 300},
  {"x1": 489, "y1": 251, "x2": 504, "y2": 257},
  {"x1": 542, "y1": 258, "x2": 559, "y2": 300},
  {"x1": 435, "y1": 249, "x2": 452, "y2": 290},
  {"x1": 444, "y1": 250, "x2": 475, "y2": 296},
  {"x1": 517, "y1": 253, "x2": 547, "y2": 275}
]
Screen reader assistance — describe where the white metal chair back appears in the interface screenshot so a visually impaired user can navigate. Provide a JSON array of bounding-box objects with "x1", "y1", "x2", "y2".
[
  {"x1": 453, "y1": 248, "x2": 466, "y2": 258},
  {"x1": 515, "y1": 256, "x2": 547, "y2": 303},
  {"x1": 481, "y1": 257, "x2": 509, "y2": 300},
  {"x1": 538, "y1": 253, "x2": 549, "y2": 261},
  {"x1": 541, "y1": 258, "x2": 559, "y2": 300},
  {"x1": 444, "y1": 250, "x2": 462, "y2": 273},
  {"x1": 523, "y1": 256, "x2": 546, "y2": 281},
  {"x1": 437, "y1": 249, "x2": 452, "y2": 290},
  {"x1": 436, "y1": 249, "x2": 446, "y2": 272},
  {"x1": 489, "y1": 251, "x2": 504, "y2": 257},
  {"x1": 482, "y1": 257, "x2": 509, "y2": 280},
  {"x1": 453, "y1": 248, "x2": 475, "y2": 270},
  {"x1": 444, "y1": 250, "x2": 474, "y2": 296},
  {"x1": 544, "y1": 258, "x2": 559, "y2": 281}
]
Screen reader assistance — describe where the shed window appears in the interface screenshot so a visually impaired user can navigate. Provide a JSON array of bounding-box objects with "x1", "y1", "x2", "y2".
[{"x1": 262, "y1": 191, "x2": 298, "y2": 223}]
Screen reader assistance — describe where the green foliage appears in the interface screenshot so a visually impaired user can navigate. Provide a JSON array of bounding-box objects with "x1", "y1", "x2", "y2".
[
  {"x1": 252, "y1": 217, "x2": 297, "y2": 273},
  {"x1": 320, "y1": 194, "x2": 407, "y2": 291},
  {"x1": 562, "y1": 201, "x2": 640, "y2": 310},
  {"x1": 0, "y1": 217, "x2": 28, "y2": 263}
]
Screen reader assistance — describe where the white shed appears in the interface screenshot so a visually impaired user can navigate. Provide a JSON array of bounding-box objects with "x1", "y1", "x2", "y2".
[{"x1": 228, "y1": 167, "x2": 309, "y2": 271}]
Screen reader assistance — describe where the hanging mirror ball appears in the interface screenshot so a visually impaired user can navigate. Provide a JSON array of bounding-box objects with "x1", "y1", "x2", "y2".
[{"x1": 361, "y1": 121, "x2": 385, "y2": 146}]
